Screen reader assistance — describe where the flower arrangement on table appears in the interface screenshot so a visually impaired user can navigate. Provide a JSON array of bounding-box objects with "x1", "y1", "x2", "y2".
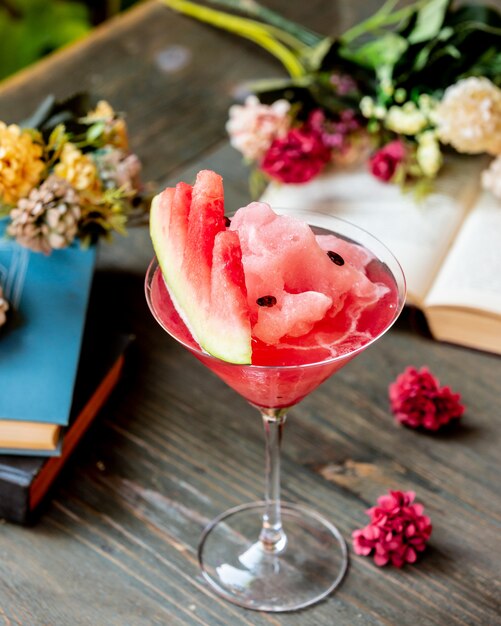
[
  {"x1": 0, "y1": 94, "x2": 144, "y2": 327},
  {"x1": 162, "y1": 0, "x2": 501, "y2": 197}
]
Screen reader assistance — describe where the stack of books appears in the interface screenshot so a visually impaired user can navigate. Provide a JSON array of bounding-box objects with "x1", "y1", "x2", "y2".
[{"x1": 0, "y1": 224, "x2": 130, "y2": 524}]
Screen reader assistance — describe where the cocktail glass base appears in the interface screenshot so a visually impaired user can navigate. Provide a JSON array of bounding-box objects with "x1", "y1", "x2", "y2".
[{"x1": 198, "y1": 501, "x2": 348, "y2": 612}]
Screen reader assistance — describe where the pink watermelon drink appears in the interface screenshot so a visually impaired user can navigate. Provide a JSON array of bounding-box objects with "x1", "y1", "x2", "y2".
[
  {"x1": 148, "y1": 173, "x2": 401, "y2": 409},
  {"x1": 146, "y1": 170, "x2": 406, "y2": 612}
]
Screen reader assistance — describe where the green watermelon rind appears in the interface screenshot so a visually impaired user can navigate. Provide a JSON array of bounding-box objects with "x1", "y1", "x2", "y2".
[{"x1": 150, "y1": 193, "x2": 252, "y2": 365}]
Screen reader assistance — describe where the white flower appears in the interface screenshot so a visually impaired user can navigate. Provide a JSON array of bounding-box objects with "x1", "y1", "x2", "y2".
[
  {"x1": 435, "y1": 77, "x2": 501, "y2": 155},
  {"x1": 373, "y1": 105, "x2": 388, "y2": 120},
  {"x1": 416, "y1": 131, "x2": 443, "y2": 177},
  {"x1": 226, "y1": 95, "x2": 291, "y2": 161},
  {"x1": 360, "y1": 96, "x2": 375, "y2": 118},
  {"x1": 385, "y1": 102, "x2": 427, "y2": 136},
  {"x1": 482, "y1": 155, "x2": 501, "y2": 199}
]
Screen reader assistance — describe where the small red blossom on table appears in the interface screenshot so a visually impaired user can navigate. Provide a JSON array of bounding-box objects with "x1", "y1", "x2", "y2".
[
  {"x1": 352, "y1": 490, "x2": 432, "y2": 567},
  {"x1": 389, "y1": 366, "x2": 465, "y2": 431}
]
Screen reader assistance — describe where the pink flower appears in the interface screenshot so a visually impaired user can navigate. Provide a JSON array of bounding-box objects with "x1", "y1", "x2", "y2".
[
  {"x1": 369, "y1": 140, "x2": 406, "y2": 182},
  {"x1": 308, "y1": 108, "x2": 361, "y2": 151},
  {"x1": 226, "y1": 95, "x2": 291, "y2": 161},
  {"x1": 352, "y1": 490, "x2": 432, "y2": 567},
  {"x1": 389, "y1": 366, "x2": 464, "y2": 431},
  {"x1": 330, "y1": 73, "x2": 358, "y2": 96},
  {"x1": 261, "y1": 125, "x2": 331, "y2": 184}
]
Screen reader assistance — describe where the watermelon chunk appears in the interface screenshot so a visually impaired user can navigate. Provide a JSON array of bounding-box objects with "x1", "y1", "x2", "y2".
[
  {"x1": 150, "y1": 170, "x2": 251, "y2": 364},
  {"x1": 230, "y1": 202, "x2": 388, "y2": 348},
  {"x1": 206, "y1": 230, "x2": 251, "y2": 358},
  {"x1": 315, "y1": 234, "x2": 374, "y2": 271},
  {"x1": 253, "y1": 291, "x2": 332, "y2": 345}
]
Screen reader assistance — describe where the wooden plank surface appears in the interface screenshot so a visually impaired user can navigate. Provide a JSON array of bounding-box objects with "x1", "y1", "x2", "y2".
[{"x1": 0, "y1": 1, "x2": 500, "y2": 625}]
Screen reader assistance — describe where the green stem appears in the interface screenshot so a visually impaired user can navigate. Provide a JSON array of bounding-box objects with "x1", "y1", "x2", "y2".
[
  {"x1": 341, "y1": 0, "x2": 424, "y2": 44},
  {"x1": 455, "y1": 20, "x2": 501, "y2": 37},
  {"x1": 160, "y1": 0, "x2": 306, "y2": 77},
  {"x1": 201, "y1": 0, "x2": 322, "y2": 47}
]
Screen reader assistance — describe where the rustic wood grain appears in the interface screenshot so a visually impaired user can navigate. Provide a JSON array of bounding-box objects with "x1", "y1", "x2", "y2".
[{"x1": 0, "y1": 1, "x2": 500, "y2": 625}]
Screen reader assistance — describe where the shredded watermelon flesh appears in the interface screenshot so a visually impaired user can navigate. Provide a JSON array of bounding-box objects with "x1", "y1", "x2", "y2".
[{"x1": 229, "y1": 202, "x2": 391, "y2": 363}]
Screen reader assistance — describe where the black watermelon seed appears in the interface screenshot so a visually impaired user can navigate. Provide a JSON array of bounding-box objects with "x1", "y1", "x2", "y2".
[
  {"x1": 224, "y1": 216, "x2": 231, "y2": 227},
  {"x1": 257, "y1": 295, "x2": 277, "y2": 307},
  {"x1": 327, "y1": 251, "x2": 345, "y2": 266}
]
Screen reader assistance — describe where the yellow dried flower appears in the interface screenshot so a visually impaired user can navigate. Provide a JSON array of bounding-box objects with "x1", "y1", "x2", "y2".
[
  {"x1": 89, "y1": 100, "x2": 115, "y2": 120},
  {"x1": 0, "y1": 122, "x2": 45, "y2": 205},
  {"x1": 87, "y1": 100, "x2": 129, "y2": 150},
  {"x1": 54, "y1": 143, "x2": 101, "y2": 195},
  {"x1": 435, "y1": 77, "x2": 501, "y2": 155}
]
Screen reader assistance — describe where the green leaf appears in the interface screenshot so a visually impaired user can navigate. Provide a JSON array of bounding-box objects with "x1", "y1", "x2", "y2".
[
  {"x1": 411, "y1": 35, "x2": 458, "y2": 72},
  {"x1": 408, "y1": 0, "x2": 450, "y2": 44},
  {"x1": 47, "y1": 124, "x2": 67, "y2": 152},
  {"x1": 20, "y1": 93, "x2": 92, "y2": 142},
  {"x1": 20, "y1": 95, "x2": 56, "y2": 129},
  {"x1": 86, "y1": 121, "x2": 106, "y2": 143},
  {"x1": 340, "y1": 32, "x2": 408, "y2": 71},
  {"x1": 341, "y1": 0, "x2": 413, "y2": 44},
  {"x1": 438, "y1": 25, "x2": 454, "y2": 41}
]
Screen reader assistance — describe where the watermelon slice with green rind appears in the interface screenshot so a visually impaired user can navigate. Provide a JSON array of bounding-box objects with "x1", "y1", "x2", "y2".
[{"x1": 150, "y1": 170, "x2": 252, "y2": 364}]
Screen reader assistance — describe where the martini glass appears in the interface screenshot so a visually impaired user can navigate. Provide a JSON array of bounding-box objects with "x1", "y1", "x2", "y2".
[{"x1": 145, "y1": 210, "x2": 405, "y2": 612}]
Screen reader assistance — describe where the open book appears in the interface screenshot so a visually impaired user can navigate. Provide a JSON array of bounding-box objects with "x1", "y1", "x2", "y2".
[{"x1": 261, "y1": 155, "x2": 501, "y2": 354}]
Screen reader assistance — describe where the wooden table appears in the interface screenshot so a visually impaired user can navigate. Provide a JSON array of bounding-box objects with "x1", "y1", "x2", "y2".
[{"x1": 0, "y1": 1, "x2": 500, "y2": 624}]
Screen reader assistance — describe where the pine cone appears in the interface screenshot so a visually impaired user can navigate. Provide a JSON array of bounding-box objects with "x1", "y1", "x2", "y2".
[
  {"x1": 7, "y1": 176, "x2": 81, "y2": 254},
  {"x1": 0, "y1": 285, "x2": 9, "y2": 328}
]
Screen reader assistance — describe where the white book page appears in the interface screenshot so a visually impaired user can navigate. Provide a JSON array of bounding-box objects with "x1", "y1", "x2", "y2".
[
  {"x1": 425, "y1": 192, "x2": 501, "y2": 315},
  {"x1": 261, "y1": 156, "x2": 485, "y2": 304}
]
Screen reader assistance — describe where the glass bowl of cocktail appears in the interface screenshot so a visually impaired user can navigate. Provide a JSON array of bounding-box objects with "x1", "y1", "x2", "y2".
[{"x1": 145, "y1": 171, "x2": 406, "y2": 612}]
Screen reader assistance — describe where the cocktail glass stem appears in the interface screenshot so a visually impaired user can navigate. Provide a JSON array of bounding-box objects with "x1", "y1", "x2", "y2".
[{"x1": 259, "y1": 408, "x2": 288, "y2": 553}]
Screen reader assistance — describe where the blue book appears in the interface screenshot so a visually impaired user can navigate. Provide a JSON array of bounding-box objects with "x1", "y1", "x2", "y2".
[{"x1": 0, "y1": 220, "x2": 95, "y2": 449}]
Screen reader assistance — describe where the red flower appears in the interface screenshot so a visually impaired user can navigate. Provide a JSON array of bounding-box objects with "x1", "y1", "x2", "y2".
[
  {"x1": 369, "y1": 140, "x2": 406, "y2": 182},
  {"x1": 261, "y1": 125, "x2": 331, "y2": 184},
  {"x1": 389, "y1": 366, "x2": 464, "y2": 431},
  {"x1": 352, "y1": 490, "x2": 432, "y2": 567}
]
